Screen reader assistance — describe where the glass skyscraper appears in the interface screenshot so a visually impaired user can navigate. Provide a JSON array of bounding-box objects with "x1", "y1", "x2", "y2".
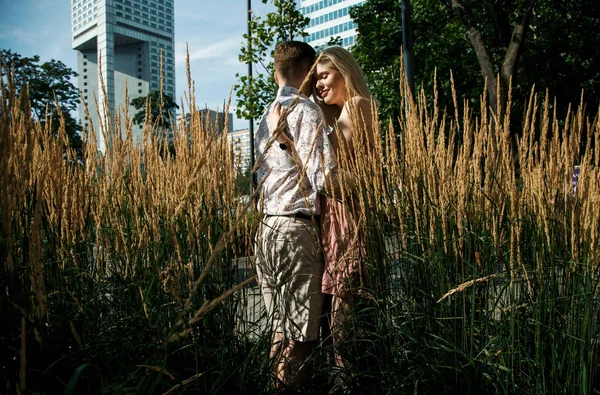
[
  {"x1": 71, "y1": 0, "x2": 175, "y2": 152},
  {"x1": 301, "y1": 0, "x2": 365, "y2": 48}
]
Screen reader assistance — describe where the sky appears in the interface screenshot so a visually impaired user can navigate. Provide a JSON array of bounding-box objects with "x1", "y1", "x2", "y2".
[{"x1": 0, "y1": 0, "x2": 276, "y2": 130}]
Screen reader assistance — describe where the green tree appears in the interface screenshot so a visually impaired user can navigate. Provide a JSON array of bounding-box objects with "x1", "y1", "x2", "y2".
[
  {"x1": 350, "y1": 0, "x2": 405, "y2": 133},
  {"x1": 441, "y1": 0, "x2": 537, "y2": 116},
  {"x1": 234, "y1": 0, "x2": 310, "y2": 122},
  {"x1": 130, "y1": 90, "x2": 179, "y2": 129},
  {"x1": 352, "y1": 0, "x2": 482, "y2": 132},
  {"x1": 352, "y1": 0, "x2": 600, "y2": 126},
  {"x1": 512, "y1": 0, "x2": 600, "y2": 120},
  {"x1": 0, "y1": 49, "x2": 82, "y2": 150}
]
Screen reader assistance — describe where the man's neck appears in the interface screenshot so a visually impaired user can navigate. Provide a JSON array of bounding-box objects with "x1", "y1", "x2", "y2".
[
  {"x1": 278, "y1": 83, "x2": 301, "y2": 90},
  {"x1": 278, "y1": 76, "x2": 305, "y2": 90}
]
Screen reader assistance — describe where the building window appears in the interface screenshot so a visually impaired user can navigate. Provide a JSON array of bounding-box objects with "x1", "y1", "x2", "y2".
[
  {"x1": 84, "y1": 82, "x2": 87, "y2": 86},
  {"x1": 83, "y1": 61, "x2": 87, "y2": 66},
  {"x1": 84, "y1": 89, "x2": 88, "y2": 92},
  {"x1": 138, "y1": 89, "x2": 142, "y2": 94},
  {"x1": 138, "y1": 82, "x2": 142, "y2": 86}
]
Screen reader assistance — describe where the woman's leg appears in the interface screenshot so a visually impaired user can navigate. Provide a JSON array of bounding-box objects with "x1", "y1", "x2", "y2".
[{"x1": 330, "y1": 294, "x2": 351, "y2": 369}]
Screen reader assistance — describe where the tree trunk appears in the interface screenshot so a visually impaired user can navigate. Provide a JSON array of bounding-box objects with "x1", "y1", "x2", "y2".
[
  {"x1": 500, "y1": 0, "x2": 537, "y2": 98},
  {"x1": 445, "y1": 0, "x2": 499, "y2": 112},
  {"x1": 444, "y1": 0, "x2": 537, "y2": 118}
]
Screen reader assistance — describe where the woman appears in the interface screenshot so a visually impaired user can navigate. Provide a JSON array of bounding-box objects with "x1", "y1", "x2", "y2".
[{"x1": 269, "y1": 45, "x2": 375, "y2": 379}]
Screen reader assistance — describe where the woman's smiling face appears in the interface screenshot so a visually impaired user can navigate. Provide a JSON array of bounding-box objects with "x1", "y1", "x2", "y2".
[{"x1": 315, "y1": 61, "x2": 346, "y2": 108}]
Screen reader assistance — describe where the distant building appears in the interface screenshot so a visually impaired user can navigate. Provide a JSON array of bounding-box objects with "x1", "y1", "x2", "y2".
[
  {"x1": 227, "y1": 129, "x2": 251, "y2": 173},
  {"x1": 71, "y1": 0, "x2": 176, "y2": 153},
  {"x1": 301, "y1": 0, "x2": 365, "y2": 48},
  {"x1": 176, "y1": 110, "x2": 234, "y2": 136}
]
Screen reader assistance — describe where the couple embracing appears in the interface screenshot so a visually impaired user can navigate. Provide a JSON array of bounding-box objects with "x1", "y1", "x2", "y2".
[{"x1": 254, "y1": 40, "x2": 375, "y2": 388}]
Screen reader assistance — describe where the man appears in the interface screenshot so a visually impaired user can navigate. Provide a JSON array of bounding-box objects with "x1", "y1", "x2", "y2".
[{"x1": 254, "y1": 41, "x2": 337, "y2": 386}]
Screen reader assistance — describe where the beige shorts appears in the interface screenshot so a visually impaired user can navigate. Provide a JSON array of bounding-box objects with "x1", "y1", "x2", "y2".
[{"x1": 255, "y1": 215, "x2": 324, "y2": 342}]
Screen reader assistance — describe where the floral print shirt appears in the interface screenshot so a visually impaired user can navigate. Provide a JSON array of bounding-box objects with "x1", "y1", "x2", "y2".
[{"x1": 255, "y1": 86, "x2": 337, "y2": 216}]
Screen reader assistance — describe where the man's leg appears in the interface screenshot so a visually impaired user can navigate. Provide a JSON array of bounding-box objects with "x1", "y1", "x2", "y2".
[
  {"x1": 273, "y1": 337, "x2": 317, "y2": 385},
  {"x1": 261, "y1": 216, "x2": 323, "y2": 387},
  {"x1": 270, "y1": 331, "x2": 287, "y2": 388},
  {"x1": 271, "y1": 331, "x2": 285, "y2": 359}
]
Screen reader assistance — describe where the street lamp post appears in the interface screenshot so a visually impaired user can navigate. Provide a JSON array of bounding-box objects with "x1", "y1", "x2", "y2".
[
  {"x1": 402, "y1": 0, "x2": 415, "y2": 98},
  {"x1": 247, "y1": 0, "x2": 256, "y2": 193}
]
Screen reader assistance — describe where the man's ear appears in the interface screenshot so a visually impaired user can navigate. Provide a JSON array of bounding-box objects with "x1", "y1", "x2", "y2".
[{"x1": 274, "y1": 71, "x2": 279, "y2": 85}]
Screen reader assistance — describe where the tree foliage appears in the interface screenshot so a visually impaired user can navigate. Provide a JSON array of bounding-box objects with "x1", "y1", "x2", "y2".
[
  {"x1": 350, "y1": 0, "x2": 405, "y2": 132},
  {"x1": 441, "y1": 0, "x2": 538, "y2": 115},
  {"x1": 130, "y1": 90, "x2": 179, "y2": 129},
  {"x1": 0, "y1": 49, "x2": 82, "y2": 149},
  {"x1": 352, "y1": 0, "x2": 484, "y2": 132},
  {"x1": 234, "y1": 0, "x2": 309, "y2": 122},
  {"x1": 351, "y1": 0, "x2": 600, "y2": 127},
  {"x1": 514, "y1": 0, "x2": 600, "y2": 119}
]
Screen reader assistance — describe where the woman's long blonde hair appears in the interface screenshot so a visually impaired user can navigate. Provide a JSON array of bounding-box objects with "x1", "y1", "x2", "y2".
[{"x1": 310, "y1": 46, "x2": 372, "y2": 127}]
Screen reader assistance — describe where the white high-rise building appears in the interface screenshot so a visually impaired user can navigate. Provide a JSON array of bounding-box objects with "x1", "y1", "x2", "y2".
[
  {"x1": 71, "y1": 0, "x2": 175, "y2": 152},
  {"x1": 227, "y1": 129, "x2": 252, "y2": 174},
  {"x1": 301, "y1": 0, "x2": 365, "y2": 48}
]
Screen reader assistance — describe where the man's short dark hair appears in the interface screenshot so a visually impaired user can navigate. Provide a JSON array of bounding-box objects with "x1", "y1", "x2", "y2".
[{"x1": 274, "y1": 41, "x2": 316, "y2": 81}]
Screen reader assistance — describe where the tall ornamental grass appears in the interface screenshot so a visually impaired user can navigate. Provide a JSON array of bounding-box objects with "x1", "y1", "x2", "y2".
[
  {"x1": 1, "y1": 54, "x2": 599, "y2": 394},
  {"x1": 1, "y1": 60, "x2": 264, "y2": 393},
  {"x1": 331, "y1": 72, "x2": 600, "y2": 393}
]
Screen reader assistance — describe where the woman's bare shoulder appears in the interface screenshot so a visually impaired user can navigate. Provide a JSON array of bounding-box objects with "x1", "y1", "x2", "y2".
[
  {"x1": 352, "y1": 95, "x2": 371, "y2": 105},
  {"x1": 344, "y1": 95, "x2": 372, "y2": 112}
]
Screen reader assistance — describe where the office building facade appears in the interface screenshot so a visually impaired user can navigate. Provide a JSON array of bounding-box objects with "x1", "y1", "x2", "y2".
[
  {"x1": 227, "y1": 129, "x2": 251, "y2": 174},
  {"x1": 71, "y1": 0, "x2": 175, "y2": 152},
  {"x1": 176, "y1": 110, "x2": 234, "y2": 136},
  {"x1": 301, "y1": 0, "x2": 365, "y2": 48}
]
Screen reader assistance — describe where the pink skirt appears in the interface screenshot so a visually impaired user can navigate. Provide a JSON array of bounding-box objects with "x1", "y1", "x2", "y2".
[{"x1": 320, "y1": 196, "x2": 363, "y2": 297}]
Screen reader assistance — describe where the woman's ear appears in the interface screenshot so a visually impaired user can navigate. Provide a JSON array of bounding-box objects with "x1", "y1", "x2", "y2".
[{"x1": 274, "y1": 71, "x2": 279, "y2": 85}]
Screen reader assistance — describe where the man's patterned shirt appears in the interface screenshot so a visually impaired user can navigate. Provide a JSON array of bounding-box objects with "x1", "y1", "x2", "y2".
[{"x1": 255, "y1": 86, "x2": 337, "y2": 216}]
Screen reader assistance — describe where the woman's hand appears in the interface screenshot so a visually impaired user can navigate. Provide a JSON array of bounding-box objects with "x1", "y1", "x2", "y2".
[
  {"x1": 268, "y1": 103, "x2": 294, "y2": 149},
  {"x1": 267, "y1": 103, "x2": 282, "y2": 135}
]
